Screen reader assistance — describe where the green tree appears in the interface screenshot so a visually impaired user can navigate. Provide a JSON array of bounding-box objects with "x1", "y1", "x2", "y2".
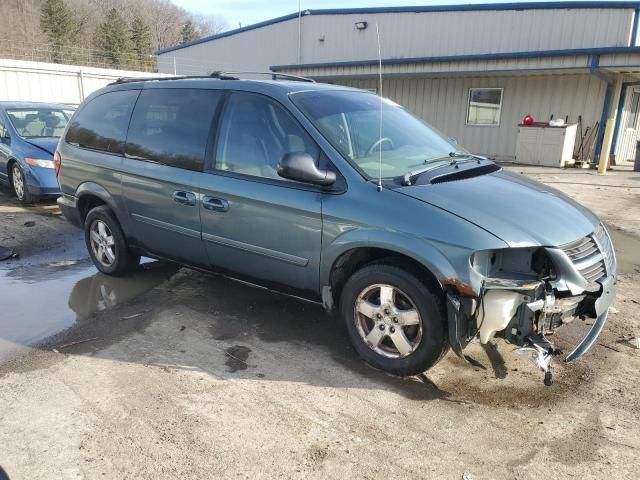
[
  {"x1": 130, "y1": 15, "x2": 153, "y2": 70},
  {"x1": 97, "y1": 8, "x2": 133, "y2": 69},
  {"x1": 180, "y1": 20, "x2": 199, "y2": 43},
  {"x1": 40, "y1": 0, "x2": 79, "y2": 63}
]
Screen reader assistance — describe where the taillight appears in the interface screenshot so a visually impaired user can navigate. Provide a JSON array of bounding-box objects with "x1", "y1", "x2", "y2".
[{"x1": 54, "y1": 150, "x2": 61, "y2": 177}]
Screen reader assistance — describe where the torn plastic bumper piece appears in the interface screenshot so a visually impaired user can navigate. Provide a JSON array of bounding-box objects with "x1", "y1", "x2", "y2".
[{"x1": 565, "y1": 274, "x2": 616, "y2": 362}]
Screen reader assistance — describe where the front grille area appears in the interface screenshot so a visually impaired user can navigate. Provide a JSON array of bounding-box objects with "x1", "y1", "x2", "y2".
[{"x1": 560, "y1": 225, "x2": 614, "y2": 283}]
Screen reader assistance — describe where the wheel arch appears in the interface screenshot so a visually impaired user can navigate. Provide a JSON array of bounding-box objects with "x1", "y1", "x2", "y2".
[
  {"x1": 6, "y1": 157, "x2": 18, "y2": 178},
  {"x1": 321, "y1": 230, "x2": 459, "y2": 311},
  {"x1": 75, "y1": 182, "x2": 126, "y2": 229}
]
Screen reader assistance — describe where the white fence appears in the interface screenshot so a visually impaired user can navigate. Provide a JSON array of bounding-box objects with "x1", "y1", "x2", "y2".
[{"x1": 0, "y1": 58, "x2": 168, "y2": 105}]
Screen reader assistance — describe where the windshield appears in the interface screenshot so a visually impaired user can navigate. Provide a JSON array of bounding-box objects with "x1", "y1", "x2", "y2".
[
  {"x1": 6, "y1": 109, "x2": 71, "y2": 139},
  {"x1": 291, "y1": 90, "x2": 463, "y2": 178}
]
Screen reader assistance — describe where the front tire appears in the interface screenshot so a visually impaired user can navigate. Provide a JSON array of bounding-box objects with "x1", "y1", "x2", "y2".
[
  {"x1": 340, "y1": 263, "x2": 449, "y2": 376},
  {"x1": 11, "y1": 164, "x2": 37, "y2": 204},
  {"x1": 84, "y1": 205, "x2": 140, "y2": 276}
]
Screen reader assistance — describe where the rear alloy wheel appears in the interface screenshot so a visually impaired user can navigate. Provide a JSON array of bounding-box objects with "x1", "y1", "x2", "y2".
[
  {"x1": 11, "y1": 164, "x2": 36, "y2": 204},
  {"x1": 89, "y1": 219, "x2": 117, "y2": 268},
  {"x1": 341, "y1": 263, "x2": 449, "y2": 376},
  {"x1": 84, "y1": 205, "x2": 140, "y2": 276}
]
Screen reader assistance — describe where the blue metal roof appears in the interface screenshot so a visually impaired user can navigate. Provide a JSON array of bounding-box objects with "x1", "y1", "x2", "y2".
[
  {"x1": 157, "y1": 1, "x2": 640, "y2": 55},
  {"x1": 270, "y1": 46, "x2": 640, "y2": 71}
]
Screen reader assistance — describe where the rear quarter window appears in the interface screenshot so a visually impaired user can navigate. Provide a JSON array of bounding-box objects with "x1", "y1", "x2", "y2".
[
  {"x1": 125, "y1": 89, "x2": 222, "y2": 171},
  {"x1": 66, "y1": 89, "x2": 139, "y2": 154}
]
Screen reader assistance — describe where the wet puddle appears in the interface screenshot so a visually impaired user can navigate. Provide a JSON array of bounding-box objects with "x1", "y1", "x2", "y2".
[{"x1": 0, "y1": 259, "x2": 176, "y2": 361}]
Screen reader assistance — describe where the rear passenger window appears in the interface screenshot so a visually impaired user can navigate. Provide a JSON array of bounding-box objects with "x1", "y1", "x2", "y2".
[
  {"x1": 125, "y1": 89, "x2": 221, "y2": 171},
  {"x1": 66, "y1": 90, "x2": 138, "y2": 154}
]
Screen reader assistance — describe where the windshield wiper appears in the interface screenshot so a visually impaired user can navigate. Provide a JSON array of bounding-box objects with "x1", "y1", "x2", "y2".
[
  {"x1": 401, "y1": 152, "x2": 489, "y2": 186},
  {"x1": 428, "y1": 151, "x2": 486, "y2": 164},
  {"x1": 401, "y1": 161, "x2": 449, "y2": 186}
]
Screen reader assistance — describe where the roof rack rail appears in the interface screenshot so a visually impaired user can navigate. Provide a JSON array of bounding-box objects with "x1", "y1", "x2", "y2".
[
  {"x1": 110, "y1": 72, "x2": 239, "y2": 85},
  {"x1": 109, "y1": 70, "x2": 313, "y2": 86},
  {"x1": 221, "y1": 71, "x2": 315, "y2": 82}
]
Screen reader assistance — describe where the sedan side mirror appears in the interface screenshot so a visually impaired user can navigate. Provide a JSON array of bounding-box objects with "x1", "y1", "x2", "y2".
[{"x1": 278, "y1": 152, "x2": 336, "y2": 186}]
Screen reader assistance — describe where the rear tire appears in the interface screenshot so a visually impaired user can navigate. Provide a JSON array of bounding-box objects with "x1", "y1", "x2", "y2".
[
  {"x1": 340, "y1": 263, "x2": 449, "y2": 376},
  {"x1": 11, "y1": 163, "x2": 37, "y2": 204},
  {"x1": 84, "y1": 205, "x2": 140, "y2": 276}
]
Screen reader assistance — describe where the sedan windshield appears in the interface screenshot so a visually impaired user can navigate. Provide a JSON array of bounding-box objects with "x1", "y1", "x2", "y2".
[
  {"x1": 291, "y1": 90, "x2": 463, "y2": 179},
  {"x1": 6, "y1": 109, "x2": 71, "y2": 139}
]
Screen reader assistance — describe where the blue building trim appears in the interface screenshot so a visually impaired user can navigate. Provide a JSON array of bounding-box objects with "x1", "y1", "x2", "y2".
[
  {"x1": 633, "y1": 8, "x2": 640, "y2": 45},
  {"x1": 610, "y1": 81, "x2": 640, "y2": 155},
  {"x1": 589, "y1": 55, "x2": 612, "y2": 163},
  {"x1": 157, "y1": 1, "x2": 640, "y2": 55},
  {"x1": 271, "y1": 47, "x2": 640, "y2": 71}
]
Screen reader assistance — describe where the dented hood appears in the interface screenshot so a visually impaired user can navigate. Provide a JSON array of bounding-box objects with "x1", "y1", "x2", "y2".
[
  {"x1": 398, "y1": 169, "x2": 599, "y2": 247},
  {"x1": 25, "y1": 138, "x2": 58, "y2": 156}
]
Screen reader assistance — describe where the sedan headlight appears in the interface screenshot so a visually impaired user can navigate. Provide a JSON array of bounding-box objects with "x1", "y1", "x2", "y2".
[{"x1": 25, "y1": 157, "x2": 55, "y2": 168}]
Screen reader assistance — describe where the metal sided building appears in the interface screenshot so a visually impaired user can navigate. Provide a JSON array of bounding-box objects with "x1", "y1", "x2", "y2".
[{"x1": 156, "y1": 2, "x2": 640, "y2": 164}]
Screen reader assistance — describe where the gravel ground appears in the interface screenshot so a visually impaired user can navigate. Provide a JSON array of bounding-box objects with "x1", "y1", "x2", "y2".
[{"x1": 0, "y1": 167, "x2": 638, "y2": 480}]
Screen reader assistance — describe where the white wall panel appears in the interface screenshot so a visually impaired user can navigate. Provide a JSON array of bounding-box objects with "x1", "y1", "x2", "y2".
[{"x1": 0, "y1": 59, "x2": 165, "y2": 104}]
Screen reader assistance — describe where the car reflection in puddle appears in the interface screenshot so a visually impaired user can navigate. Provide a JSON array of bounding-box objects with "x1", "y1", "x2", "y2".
[{"x1": 0, "y1": 259, "x2": 177, "y2": 361}]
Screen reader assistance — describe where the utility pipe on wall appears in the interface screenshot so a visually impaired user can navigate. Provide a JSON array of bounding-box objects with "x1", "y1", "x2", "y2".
[
  {"x1": 297, "y1": 0, "x2": 302, "y2": 64},
  {"x1": 591, "y1": 55, "x2": 623, "y2": 174}
]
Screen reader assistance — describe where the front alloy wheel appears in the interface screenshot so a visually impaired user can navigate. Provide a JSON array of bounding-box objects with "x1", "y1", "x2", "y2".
[
  {"x1": 355, "y1": 284, "x2": 422, "y2": 358},
  {"x1": 11, "y1": 164, "x2": 36, "y2": 204},
  {"x1": 341, "y1": 263, "x2": 448, "y2": 376}
]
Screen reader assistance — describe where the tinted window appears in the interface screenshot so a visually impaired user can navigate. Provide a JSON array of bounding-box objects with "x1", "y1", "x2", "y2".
[
  {"x1": 66, "y1": 90, "x2": 138, "y2": 154},
  {"x1": 126, "y1": 89, "x2": 221, "y2": 171},
  {"x1": 215, "y1": 93, "x2": 319, "y2": 181}
]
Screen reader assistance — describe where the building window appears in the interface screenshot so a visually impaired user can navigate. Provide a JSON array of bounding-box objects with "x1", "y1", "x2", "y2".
[{"x1": 466, "y1": 88, "x2": 503, "y2": 126}]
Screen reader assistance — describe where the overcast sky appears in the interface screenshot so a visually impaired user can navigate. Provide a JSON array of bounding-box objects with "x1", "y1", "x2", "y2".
[{"x1": 173, "y1": 0, "x2": 575, "y2": 30}]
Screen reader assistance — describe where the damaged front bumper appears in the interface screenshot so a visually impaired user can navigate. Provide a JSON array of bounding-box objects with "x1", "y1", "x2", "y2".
[
  {"x1": 565, "y1": 273, "x2": 615, "y2": 362},
  {"x1": 446, "y1": 224, "x2": 617, "y2": 384}
]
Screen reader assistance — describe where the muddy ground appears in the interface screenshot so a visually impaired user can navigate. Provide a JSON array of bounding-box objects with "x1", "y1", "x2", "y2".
[{"x1": 0, "y1": 166, "x2": 639, "y2": 479}]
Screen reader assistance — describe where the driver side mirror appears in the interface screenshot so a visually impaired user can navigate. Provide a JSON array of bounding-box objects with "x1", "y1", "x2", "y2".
[{"x1": 278, "y1": 152, "x2": 336, "y2": 186}]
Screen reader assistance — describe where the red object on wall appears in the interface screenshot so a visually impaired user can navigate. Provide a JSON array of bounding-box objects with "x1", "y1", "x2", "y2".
[{"x1": 522, "y1": 114, "x2": 535, "y2": 125}]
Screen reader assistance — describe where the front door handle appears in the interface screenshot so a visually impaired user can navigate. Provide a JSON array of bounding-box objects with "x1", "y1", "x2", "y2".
[
  {"x1": 202, "y1": 196, "x2": 230, "y2": 212},
  {"x1": 173, "y1": 190, "x2": 197, "y2": 206}
]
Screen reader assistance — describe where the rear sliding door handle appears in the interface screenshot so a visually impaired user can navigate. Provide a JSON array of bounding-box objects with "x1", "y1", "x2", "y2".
[
  {"x1": 202, "y1": 196, "x2": 230, "y2": 212},
  {"x1": 173, "y1": 190, "x2": 197, "y2": 206}
]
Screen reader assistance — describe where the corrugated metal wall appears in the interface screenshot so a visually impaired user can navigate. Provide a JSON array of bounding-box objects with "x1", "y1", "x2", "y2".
[
  {"x1": 158, "y1": 7, "x2": 635, "y2": 74},
  {"x1": 300, "y1": 8, "x2": 634, "y2": 64},
  {"x1": 0, "y1": 59, "x2": 162, "y2": 104},
  {"x1": 157, "y1": 19, "x2": 300, "y2": 75},
  {"x1": 341, "y1": 73, "x2": 607, "y2": 160}
]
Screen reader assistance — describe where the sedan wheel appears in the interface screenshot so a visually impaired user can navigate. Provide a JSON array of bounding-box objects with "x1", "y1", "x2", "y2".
[
  {"x1": 12, "y1": 165, "x2": 25, "y2": 201},
  {"x1": 354, "y1": 283, "x2": 423, "y2": 358}
]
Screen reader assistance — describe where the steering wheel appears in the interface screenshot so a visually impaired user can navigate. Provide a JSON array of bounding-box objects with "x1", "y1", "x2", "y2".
[{"x1": 367, "y1": 137, "x2": 394, "y2": 155}]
